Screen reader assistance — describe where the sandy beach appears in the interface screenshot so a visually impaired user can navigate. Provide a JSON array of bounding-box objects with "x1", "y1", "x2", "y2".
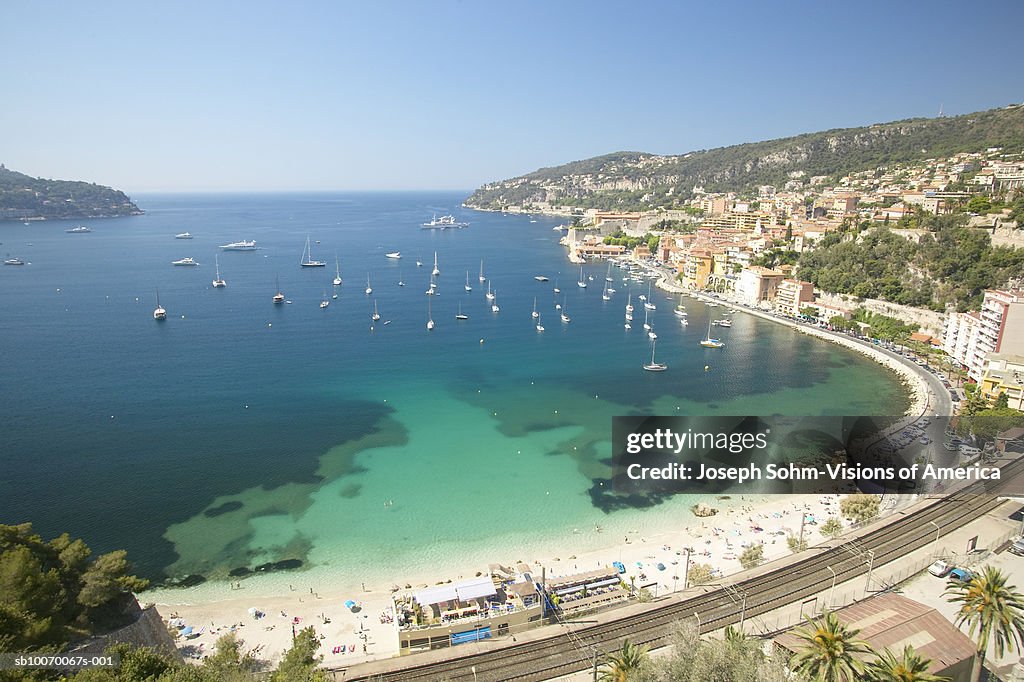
[{"x1": 150, "y1": 492, "x2": 846, "y2": 668}]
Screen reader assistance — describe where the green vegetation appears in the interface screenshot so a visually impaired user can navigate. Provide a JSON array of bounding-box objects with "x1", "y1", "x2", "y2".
[
  {"x1": 61, "y1": 627, "x2": 326, "y2": 682},
  {"x1": 866, "y1": 645, "x2": 949, "y2": 681},
  {"x1": 739, "y1": 544, "x2": 765, "y2": 570},
  {"x1": 603, "y1": 230, "x2": 661, "y2": 250},
  {"x1": 840, "y1": 494, "x2": 881, "y2": 524},
  {"x1": 787, "y1": 535, "x2": 809, "y2": 554},
  {"x1": 797, "y1": 225, "x2": 1024, "y2": 311},
  {"x1": 630, "y1": 621, "x2": 790, "y2": 682},
  {"x1": 789, "y1": 610, "x2": 874, "y2": 681},
  {"x1": 956, "y1": 408, "x2": 1024, "y2": 442},
  {"x1": 466, "y1": 105, "x2": 1024, "y2": 211},
  {"x1": 944, "y1": 565, "x2": 1024, "y2": 682},
  {"x1": 0, "y1": 524, "x2": 148, "y2": 654},
  {"x1": 850, "y1": 309, "x2": 918, "y2": 342},
  {"x1": 752, "y1": 248, "x2": 799, "y2": 268},
  {"x1": 0, "y1": 166, "x2": 142, "y2": 221},
  {"x1": 598, "y1": 639, "x2": 649, "y2": 682},
  {"x1": 687, "y1": 562, "x2": 715, "y2": 587},
  {"x1": 819, "y1": 518, "x2": 844, "y2": 539}
]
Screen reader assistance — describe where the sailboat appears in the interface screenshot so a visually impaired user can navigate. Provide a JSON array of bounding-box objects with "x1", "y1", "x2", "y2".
[
  {"x1": 700, "y1": 319, "x2": 725, "y2": 348},
  {"x1": 485, "y1": 281, "x2": 495, "y2": 301},
  {"x1": 531, "y1": 297, "x2": 539, "y2": 319},
  {"x1": 372, "y1": 300, "x2": 381, "y2": 321},
  {"x1": 626, "y1": 293, "x2": 634, "y2": 314},
  {"x1": 153, "y1": 289, "x2": 166, "y2": 320},
  {"x1": 427, "y1": 295, "x2": 434, "y2": 330},
  {"x1": 577, "y1": 265, "x2": 587, "y2": 288},
  {"x1": 365, "y1": 274, "x2": 373, "y2": 295},
  {"x1": 644, "y1": 283, "x2": 656, "y2": 310},
  {"x1": 273, "y1": 275, "x2": 285, "y2": 304},
  {"x1": 426, "y1": 273, "x2": 436, "y2": 295},
  {"x1": 602, "y1": 281, "x2": 610, "y2": 301},
  {"x1": 432, "y1": 252, "x2": 440, "y2": 277},
  {"x1": 674, "y1": 295, "x2": 688, "y2": 317},
  {"x1": 300, "y1": 236, "x2": 326, "y2": 267},
  {"x1": 456, "y1": 301, "x2": 468, "y2": 320},
  {"x1": 465, "y1": 271, "x2": 472, "y2": 292},
  {"x1": 212, "y1": 255, "x2": 226, "y2": 288},
  {"x1": 643, "y1": 309, "x2": 652, "y2": 331},
  {"x1": 491, "y1": 290, "x2": 500, "y2": 313},
  {"x1": 605, "y1": 264, "x2": 614, "y2": 282},
  {"x1": 643, "y1": 339, "x2": 668, "y2": 371},
  {"x1": 479, "y1": 260, "x2": 486, "y2": 283},
  {"x1": 536, "y1": 313, "x2": 545, "y2": 332},
  {"x1": 561, "y1": 298, "x2": 571, "y2": 323},
  {"x1": 553, "y1": 277, "x2": 560, "y2": 294},
  {"x1": 333, "y1": 255, "x2": 342, "y2": 285},
  {"x1": 320, "y1": 289, "x2": 330, "y2": 308},
  {"x1": 398, "y1": 269, "x2": 405, "y2": 287}
]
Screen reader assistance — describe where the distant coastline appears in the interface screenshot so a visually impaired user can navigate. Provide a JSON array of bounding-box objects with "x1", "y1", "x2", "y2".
[{"x1": 0, "y1": 164, "x2": 143, "y2": 221}]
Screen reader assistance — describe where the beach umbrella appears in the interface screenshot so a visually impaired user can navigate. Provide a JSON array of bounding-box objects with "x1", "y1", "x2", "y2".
[
  {"x1": 344, "y1": 599, "x2": 356, "y2": 609},
  {"x1": 179, "y1": 626, "x2": 193, "y2": 636},
  {"x1": 247, "y1": 607, "x2": 258, "y2": 615}
]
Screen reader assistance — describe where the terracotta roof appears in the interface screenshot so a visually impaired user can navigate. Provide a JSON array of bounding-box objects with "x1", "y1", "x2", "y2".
[{"x1": 774, "y1": 594, "x2": 975, "y2": 672}]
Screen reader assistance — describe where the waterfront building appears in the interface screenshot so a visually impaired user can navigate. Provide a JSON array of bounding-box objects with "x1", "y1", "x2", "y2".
[
  {"x1": 682, "y1": 249, "x2": 714, "y2": 290},
  {"x1": 395, "y1": 575, "x2": 543, "y2": 654},
  {"x1": 979, "y1": 353, "x2": 1024, "y2": 409},
  {"x1": 944, "y1": 289, "x2": 1024, "y2": 382},
  {"x1": 774, "y1": 279, "x2": 815, "y2": 316},
  {"x1": 735, "y1": 266, "x2": 785, "y2": 307}
]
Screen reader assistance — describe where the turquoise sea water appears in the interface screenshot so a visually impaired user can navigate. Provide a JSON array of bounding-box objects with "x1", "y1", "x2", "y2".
[{"x1": 0, "y1": 192, "x2": 908, "y2": 588}]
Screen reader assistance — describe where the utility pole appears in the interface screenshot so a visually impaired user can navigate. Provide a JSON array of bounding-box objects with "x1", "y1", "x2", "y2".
[
  {"x1": 865, "y1": 549, "x2": 875, "y2": 596},
  {"x1": 827, "y1": 565, "x2": 837, "y2": 609}
]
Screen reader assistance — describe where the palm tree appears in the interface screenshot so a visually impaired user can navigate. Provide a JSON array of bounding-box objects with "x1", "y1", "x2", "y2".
[
  {"x1": 867, "y1": 645, "x2": 949, "y2": 681},
  {"x1": 944, "y1": 565, "x2": 1024, "y2": 682},
  {"x1": 598, "y1": 639, "x2": 649, "y2": 682},
  {"x1": 790, "y1": 610, "x2": 874, "y2": 682}
]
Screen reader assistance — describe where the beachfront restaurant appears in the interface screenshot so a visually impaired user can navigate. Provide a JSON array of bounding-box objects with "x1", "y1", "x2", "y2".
[
  {"x1": 546, "y1": 567, "x2": 627, "y2": 612},
  {"x1": 396, "y1": 576, "x2": 544, "y2": 653}
]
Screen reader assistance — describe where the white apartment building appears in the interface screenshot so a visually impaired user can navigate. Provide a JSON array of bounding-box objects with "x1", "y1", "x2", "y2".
[{"x1": 944, "y1": 289, "x2": 1024, "y2": 382}]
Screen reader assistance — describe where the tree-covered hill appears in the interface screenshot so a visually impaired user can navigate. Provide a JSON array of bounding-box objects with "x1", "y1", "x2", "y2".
[
  {"x1": 466, "y1": 104, "x2": 1024, "y2": 211},
  {"x1": 0, "y1": 165, "x2": 142, "y2": 221}
]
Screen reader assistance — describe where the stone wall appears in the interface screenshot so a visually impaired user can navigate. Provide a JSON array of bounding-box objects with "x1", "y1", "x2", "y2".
[
  {"x1": 991, "y1": 224, "x2": 1024, "y2": 249},
  {"x1": 812, "y1": 292, "x2": 946, "y2": 337},
  {"x1": 69, "y1": 604, "x2": 182, "y2": 662}
]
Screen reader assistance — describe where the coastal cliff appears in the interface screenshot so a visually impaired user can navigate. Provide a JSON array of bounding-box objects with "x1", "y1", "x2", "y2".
[{"x1": 0, "y1": 165, "x2": 143, "y2": 221}]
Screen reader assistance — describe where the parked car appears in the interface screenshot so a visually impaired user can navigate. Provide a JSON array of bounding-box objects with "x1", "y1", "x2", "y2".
[
  {"x1": 948, "y1": 568, "x2": 974, "y2": 582},
  {"x1": 1009, "y1": 538, "x2": 1024, "y2": 557},
  {"x1": 928, "y1": 560, "x2": 952, "y2": 577}
]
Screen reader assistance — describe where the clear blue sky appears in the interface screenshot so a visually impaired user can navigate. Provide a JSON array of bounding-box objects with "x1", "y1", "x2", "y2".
[{"x1": 3, "y1": 0, "x2": 1023, "y2": 192}]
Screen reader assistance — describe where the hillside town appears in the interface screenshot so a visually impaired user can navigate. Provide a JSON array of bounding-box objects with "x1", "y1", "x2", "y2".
[{"x1": 499, "y1": 148, "x2": 1024, "y2": 413}]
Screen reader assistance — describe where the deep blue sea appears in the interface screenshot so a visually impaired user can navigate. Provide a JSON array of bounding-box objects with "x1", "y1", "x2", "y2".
[{"x1": 0, "y1": 192, "x2": 908, "y2": 592}]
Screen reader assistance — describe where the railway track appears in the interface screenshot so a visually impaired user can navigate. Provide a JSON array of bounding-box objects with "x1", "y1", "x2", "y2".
[{"x1": 344, "y1": 460, "x2": 1022, "y2": 682}]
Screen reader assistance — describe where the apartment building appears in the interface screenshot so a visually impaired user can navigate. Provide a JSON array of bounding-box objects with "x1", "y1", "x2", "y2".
[
  {"x1": 944, "y1": 289, "x2": 1024, "y2": 381},
  {"x1": 979, "y1": 353, "x2": 1024, "y2": 410},
  {"x1": 774, "y1": 279, "x2": 815, "y2": 316}
]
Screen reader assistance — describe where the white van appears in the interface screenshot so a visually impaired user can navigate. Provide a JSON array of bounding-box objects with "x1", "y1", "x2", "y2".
[{"x1": 959, "y1": 445, "x2": 981, "y2": 456}]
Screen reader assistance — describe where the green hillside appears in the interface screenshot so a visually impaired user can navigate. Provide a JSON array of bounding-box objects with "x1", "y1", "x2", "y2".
[
  {"x1": 466, "y1": 105, "x2": 1024, "y2": 211},
  {"x1": 0, "y1": 165, "x2": 142, "y2": 221}
]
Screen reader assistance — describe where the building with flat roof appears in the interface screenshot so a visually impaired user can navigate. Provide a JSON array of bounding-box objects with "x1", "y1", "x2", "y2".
[
  {"x1": 945, "y1": 289, "x2": 1024, "y2": 382},
  {"x1": 774, "y1": 279, "x2": 814, "y2": 316},
  {"x1": 774, "y1": 594, "x2": 976, "y2": 682},
  {"x1": 735, "y1": 266, "x2": 785, "y2": 307},
  {"x1": 979, "y1": 353, "x2": 1024, "y2": 410}
]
